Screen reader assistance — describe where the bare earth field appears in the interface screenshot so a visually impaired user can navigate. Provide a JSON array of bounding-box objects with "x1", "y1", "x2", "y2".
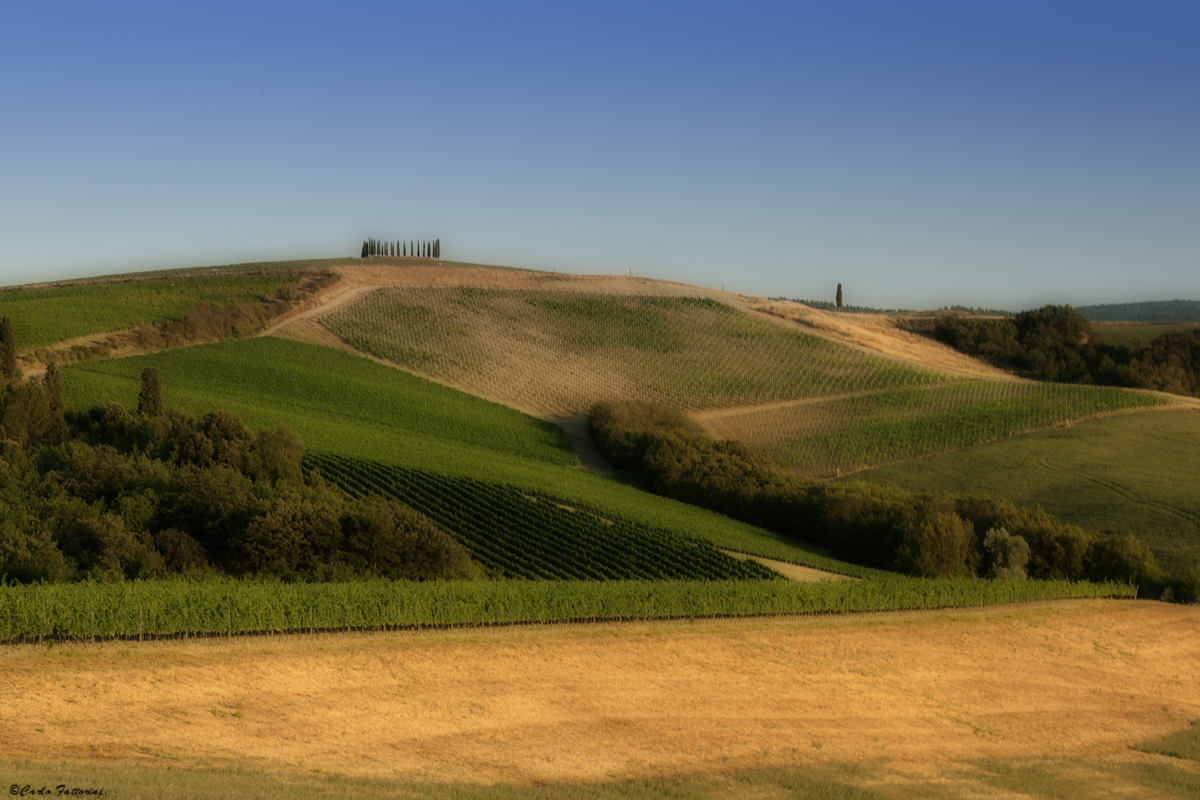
[{"x1": 3, "y1": 600, "x2": 1197, "y2": 788}]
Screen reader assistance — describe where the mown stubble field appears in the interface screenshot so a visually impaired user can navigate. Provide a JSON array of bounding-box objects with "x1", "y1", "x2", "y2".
[{"x1": 2, "y1": 600, "x2": 1197, "y2": 788}]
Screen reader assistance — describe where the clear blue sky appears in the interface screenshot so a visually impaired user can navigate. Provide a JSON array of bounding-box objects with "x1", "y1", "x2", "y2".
[{"x1": 2, "y1": 1, "x2": 1197, "y2": 310}]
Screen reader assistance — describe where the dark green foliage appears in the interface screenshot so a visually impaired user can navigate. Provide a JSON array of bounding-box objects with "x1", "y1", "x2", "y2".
[
  {"x1": 153, "y1": 528, "x2": 209, "y2": 574},
  {"x1": 587, "y1": 401, "x2": 707, "y2": 471},
  {"x1": 1086, "y1": 533, "x2": 1160, "y2": 587},
  {"x1": 338, "y1": 496, "x2": 478, "y2": 580},
  {"x1": 934, "y1": 305, "x2": 1200, "y2": 396},
  {"x1": 361, "y1": 241, "x2": 368, "y2": 258},
  {"x1": 137, "y1": 367, "x2": 165, "y2": 417},
  {"x1": 0, "y1": 400, "x2": 476, "y2": 584},
  {"x1": 1, "y1": 380, "x2": 63, "y2": 446},
  {"x1": 836, "y1": 283, "x2": 842, "y2": 310},
  {"x1": 0, "y1": 316, "x2": 18, "y2": 382},
  {"x1": 44, "y1": 362, "x2": 63, "y2": 421}
]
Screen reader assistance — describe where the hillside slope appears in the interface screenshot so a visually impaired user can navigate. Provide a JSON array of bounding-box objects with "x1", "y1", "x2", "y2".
[{"x1": 281, "y1": 263, "x2": 1168, "y2": 478}]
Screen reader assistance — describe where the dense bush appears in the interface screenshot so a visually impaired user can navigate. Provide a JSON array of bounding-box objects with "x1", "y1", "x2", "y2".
[
  {"x1": 932, "y1": 305, "x2": 1200, "y2": 396},
  {"x1": 0, "y1": 381, "x2": 475, "y2": 584},
  {"x1": 589, "y1": 399, "x2": 1174, "y2": 591}
]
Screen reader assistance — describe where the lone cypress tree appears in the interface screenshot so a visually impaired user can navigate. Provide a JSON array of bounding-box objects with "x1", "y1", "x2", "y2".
[
  {"x1": 137, "y1": 367, "x2": 165, "y2": 417},
  {"x1": 1, "y1": 315, "x2": 18, "y2": 382},
  {"x1": 836, "y1": 283, "x2": 843, "y2": 310}
]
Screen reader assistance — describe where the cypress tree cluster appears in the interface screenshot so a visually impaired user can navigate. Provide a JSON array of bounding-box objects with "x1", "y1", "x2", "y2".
[{"x1": 360, "y1": 238, "x2": 441, "y2": 259}]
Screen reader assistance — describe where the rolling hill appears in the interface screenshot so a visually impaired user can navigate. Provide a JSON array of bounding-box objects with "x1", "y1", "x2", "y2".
[{"x1": 2, "y1": 256, "x2": 1189, "y2": 628}]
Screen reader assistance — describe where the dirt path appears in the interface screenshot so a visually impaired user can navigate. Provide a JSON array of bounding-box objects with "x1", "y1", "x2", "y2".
[
  {"x1": 2, "y1": 600, "x2": 1196, "y2": 786},
  {"x1": 719, "y1": 551, "x2": 856, "y2": 582}
]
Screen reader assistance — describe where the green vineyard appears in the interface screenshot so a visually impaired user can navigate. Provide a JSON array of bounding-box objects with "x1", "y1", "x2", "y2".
[
  {"x1": 305, "y1": 453, "x2": 779, "y2": 581},
  {"x1": 0, "y1": 576, "x2": 1136, "y2": 643},
  {"x1": 709, "y1": 380, "x2": 1164, "y2": 477}
]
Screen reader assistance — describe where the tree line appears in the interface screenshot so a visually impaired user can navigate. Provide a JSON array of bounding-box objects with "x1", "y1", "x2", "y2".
[
  {"x1": 929, "y1": 304, "x2": 1200, "y2": 396},
  {"x1": 0, "y1": 366, "x2": 477, "y2": 584},
  {"x1": 361, "y1": 238, "x2": 441, "y2": 259},
  {"x1": 587, "y1": 399, "x2": 1198, "y2": 600}
]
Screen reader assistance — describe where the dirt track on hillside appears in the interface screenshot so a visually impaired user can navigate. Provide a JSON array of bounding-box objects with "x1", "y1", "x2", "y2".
[{"x1": 3, "y1": 600, "x2": 1197, "y2": 785}]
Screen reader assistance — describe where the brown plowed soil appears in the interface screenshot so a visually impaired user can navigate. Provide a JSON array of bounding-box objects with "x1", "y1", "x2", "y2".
[{"x1": 3, "y1": 600, "x2": 1196, "y2": 785}]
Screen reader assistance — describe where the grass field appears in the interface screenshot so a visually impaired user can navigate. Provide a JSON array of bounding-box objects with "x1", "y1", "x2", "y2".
[
  {"x1": 854, "y1": 410, "x2": 1200, "y2": 571},
  {"x1": 0, "y1": 272, "x2": 306, "y2": 350}
]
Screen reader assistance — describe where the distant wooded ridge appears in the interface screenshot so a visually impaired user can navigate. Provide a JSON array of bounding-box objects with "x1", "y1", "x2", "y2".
[{"x1": 1077, "y1": 300, "x2": 1200, "y2": 323}]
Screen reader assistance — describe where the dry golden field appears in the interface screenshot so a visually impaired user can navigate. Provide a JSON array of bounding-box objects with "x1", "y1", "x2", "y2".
[{"x1": 4, "y1": 600, "x2": 1197, "y2": 788}]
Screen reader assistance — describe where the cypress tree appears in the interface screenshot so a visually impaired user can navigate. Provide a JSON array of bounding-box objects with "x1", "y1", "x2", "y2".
[
  {"x1": 435, "y1": 239, "x2": 440, "y2": 258},
  {"x1": 836, "y1": 283, "x2": 843, "y2": 310},
  {"x1": 137, "y1": 367, "x2": 165, "y2": 417},
  {"x1": 1, "y1": 315, "x2": 18, "y2": 382},
  {"x1": 361, "y1": 241, "x2": 368, "y2": 258},
  {"x1": 403, "y1": 241, "x2": 407, "y2": 257}
]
